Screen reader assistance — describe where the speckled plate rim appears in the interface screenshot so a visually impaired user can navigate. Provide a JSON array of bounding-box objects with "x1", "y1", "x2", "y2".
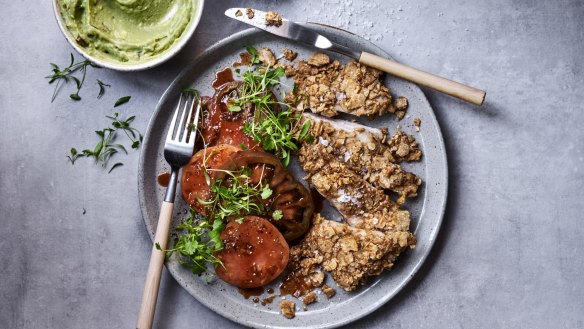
[
  {"x1": 138, "y1": 24, "x2": 448, "y2": 328},
  {"x1": 52, "y1": 0, "x2": 205, "y2": 71}
]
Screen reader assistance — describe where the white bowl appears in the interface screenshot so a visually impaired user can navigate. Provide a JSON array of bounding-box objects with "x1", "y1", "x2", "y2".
[{"x1": 52, "y1": 0, "x2": 205, "y2": 71}]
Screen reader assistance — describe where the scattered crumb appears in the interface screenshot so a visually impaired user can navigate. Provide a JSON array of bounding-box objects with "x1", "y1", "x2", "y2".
[
  {"x1": 413, "y1": 118, "x2": 421, "y2": 132},
  {"x1": 321, "y1": 284, "x2": 336, "y2": 299},
  {"x1": 235, "y1": 9, "x2": 243, "y2": 17},
  {"x1": 387, "y1": 130, "x2": 422, "y2": 162},
  {"x1": 275, "y1": 63, "x2": 295, "y2": 77},
  {"x1": 261, "y1": 295, "x2": 276, "y2": 306},
  {"x1": 284, "y1": 65, "x2": 295, "y2": 77},
  {"x1": 265, "y1": 11, "x2": 283, "y2": 27},
  {"x1": 234, "y1": 52, "x2": 253, "y2": 67},
  {"x1": 393, "y1": 96, "x2": 409, "y2": 119},
  {"x1": 258, "y1": 48, "x2": 276, "y2": 66},
  {"x1": 307, "y1": 52, "x2": 330, "y2": 67},
  {"x1": 303, "y1": 291, "x2": 317, "y2": 305},
  {"x1": 246, "y1": 8, "x2": 254, "y2": 19},
  {"x1": 280, "y1": 300, "x2": 296, "y2": 319},
  {"x1": 282, "y1": 48, "x2": 298, "y2": 61}
]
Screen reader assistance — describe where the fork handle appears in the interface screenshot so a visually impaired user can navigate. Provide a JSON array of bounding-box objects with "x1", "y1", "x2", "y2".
[
  {"x1": 359, "y1": 52, "x2": 486, "y2": 105},
  {"x1": 136, "y1": 201, "x2": 174, "y2": 329}
]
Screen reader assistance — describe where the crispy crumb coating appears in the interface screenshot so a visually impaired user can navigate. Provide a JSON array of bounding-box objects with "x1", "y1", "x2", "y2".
[
  {"x1": 289, "y1": 52, "x2": 408, "y2": 118},
  {"x1": 388, "y1": 129, "x2": 422, "y2": 162},
  {"x1": 279, "y1": 300, "x2": 296, "y2": 318},
  {"x1": 299, "y1": 113, "x2": 422, "y2": 203},
  {"x1": 290, "y1": 214, "x2": 415, "y2": 291}
]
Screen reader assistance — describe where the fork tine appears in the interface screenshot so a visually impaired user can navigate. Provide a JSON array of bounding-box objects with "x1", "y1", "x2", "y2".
[
  {"x1": 181, "y1": 98, "x2": 199, "y2": 144},
  {"x1": 186, "y1": 102, "x2": 202, "y2": 146},
  {"x1": 175, "y1": 94, "x2": 191, "y2": 141},
  {"x1": 189, "y1": 102, "x2": 204, "y2": 146},
  {"x1": 166, "y1": 93, "x2": 183, "y2": 142}
]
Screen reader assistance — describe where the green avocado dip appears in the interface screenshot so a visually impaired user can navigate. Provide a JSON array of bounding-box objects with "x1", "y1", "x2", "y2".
[{"x1": 58, "y1": 0, "x2": 197, "y2": 65}]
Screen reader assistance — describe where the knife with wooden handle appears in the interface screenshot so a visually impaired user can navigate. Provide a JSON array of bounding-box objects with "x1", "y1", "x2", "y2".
[{"x1": 225, "y1": 8, "x2": 486, "y2": 106}]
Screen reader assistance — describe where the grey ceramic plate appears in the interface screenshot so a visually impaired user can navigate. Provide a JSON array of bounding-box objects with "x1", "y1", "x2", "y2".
[{"x1": 138, "y1": 24, "x2": 448, "y2": 328}]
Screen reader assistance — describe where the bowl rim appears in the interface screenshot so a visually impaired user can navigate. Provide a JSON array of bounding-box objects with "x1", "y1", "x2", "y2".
[{"x1": 52, "y1": 0, "x2": 205, "y2": 71}]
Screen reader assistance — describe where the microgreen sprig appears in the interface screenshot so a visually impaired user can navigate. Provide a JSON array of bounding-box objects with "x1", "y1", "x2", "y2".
[
  {"x1": 199, "y1": 168, "x2": 273, "y2": 225},
  {"x1": 156, "y1": 209, "x2": 224, "y2": 275},
  {"x1": 232, "y1": 55, "x2": 313, "y2": 166}
]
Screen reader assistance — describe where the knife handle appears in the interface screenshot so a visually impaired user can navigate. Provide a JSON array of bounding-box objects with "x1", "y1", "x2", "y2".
[{"x1": 359, "y1": 52, "x2": 486, "y2": 106}]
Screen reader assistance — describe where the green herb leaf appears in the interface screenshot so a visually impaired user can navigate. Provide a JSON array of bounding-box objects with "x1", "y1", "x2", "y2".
[
  {"x1": 272, "y1": 209, "x2": 283, "y2": 221},
  {"x1": 261, "y1": 185, "x2": 273, "y2": 199},
  {"x1": 246, "y1": 45, "x2": 260, "y2": 64},
  {"x1": 97, "y1": 79, "x2": 110, "y2": 99},
  {"x1": 227, "y1": 104, "x2": 241, "y2": 112},
  {"x1": 69, "y1": 93, "x2": 81, "y2": 101},
  {"x1": 299, "y1": 121, "x2": 311, "y2": 139},
  {"x1": 108, "y1": 162, "x2": 123, "y2": 173},
  {"x1": 114, "y1": 96, "x2": 131, "y2": 107},
  {"x1": 67, "y1": 147, "x2": 81, "y2": 164}
]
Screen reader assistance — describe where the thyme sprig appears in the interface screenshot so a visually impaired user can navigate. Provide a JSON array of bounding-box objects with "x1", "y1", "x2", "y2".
[
  {"x1": 46, "y1": 53, "x2": 98, "y2": 102},
  {"x1": 66, "y1": 112, "x2": 142, "y2": 173},
  {"x1": 97, "y1": 80, "x2": 110, "y2": 99}
]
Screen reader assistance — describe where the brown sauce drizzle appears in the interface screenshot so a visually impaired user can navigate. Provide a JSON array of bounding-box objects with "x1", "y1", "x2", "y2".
[
  {"x1": 212, "y1": 67, "x2": 234, "y2": 89},
  {"x1": 279, "y1": 274, "x2": 314, "y2": 298},
  {"x1": 157, "y1": 172, "x2": 171, "y2": 187},
  {"x1": 238, "y1": 287, "x2": 264, "y2": 299}
]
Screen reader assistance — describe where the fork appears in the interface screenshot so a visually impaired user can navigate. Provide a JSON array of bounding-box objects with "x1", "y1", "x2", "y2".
[{"x1": 137, "y1": 93, "x2": 201, "y2": 329}]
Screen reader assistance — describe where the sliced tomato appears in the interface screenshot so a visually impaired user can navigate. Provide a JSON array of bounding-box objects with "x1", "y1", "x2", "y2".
[
  {"x1": 180, "y1": 144, "x2": 240, "y2": 215},
  {"x1": 215, "y1": 216, "x2": 289, "y2": 288},
  {"x1": 202, "y1": 81, "x2": 262, "y2": 151}
]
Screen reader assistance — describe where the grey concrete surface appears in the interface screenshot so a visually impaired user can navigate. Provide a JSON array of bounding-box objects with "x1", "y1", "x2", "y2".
[{"x1": 1, "y1": 0, "x2": 583, "y2": 328}]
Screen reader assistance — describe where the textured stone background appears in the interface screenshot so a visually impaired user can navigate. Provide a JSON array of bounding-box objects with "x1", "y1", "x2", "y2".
[{"x1": 1, "y1": 0, "x2": 583, "y2": 328}]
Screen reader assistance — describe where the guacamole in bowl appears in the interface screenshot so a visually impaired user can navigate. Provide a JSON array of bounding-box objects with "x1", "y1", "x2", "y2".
[{"x1": 54, "y1": 0, "x2": 204, "y2": 70}]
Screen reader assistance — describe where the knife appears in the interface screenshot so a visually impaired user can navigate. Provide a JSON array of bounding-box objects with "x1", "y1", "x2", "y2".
[{"x1": 225, "y1": 8, "x2": 486, "y2": 106}]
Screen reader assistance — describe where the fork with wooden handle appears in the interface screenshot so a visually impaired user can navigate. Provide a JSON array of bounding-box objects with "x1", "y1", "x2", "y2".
[{"x1": 136, "y1": 94, "x2": 201, "y2": 329}]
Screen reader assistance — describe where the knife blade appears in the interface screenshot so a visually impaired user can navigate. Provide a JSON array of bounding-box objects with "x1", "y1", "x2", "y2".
[
  {"x1": 224, "y1": 8, "x2": 486, "y2": 105},
  {"x1": 224, "y1": 8, "x2": 361, "y2": 59}
]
